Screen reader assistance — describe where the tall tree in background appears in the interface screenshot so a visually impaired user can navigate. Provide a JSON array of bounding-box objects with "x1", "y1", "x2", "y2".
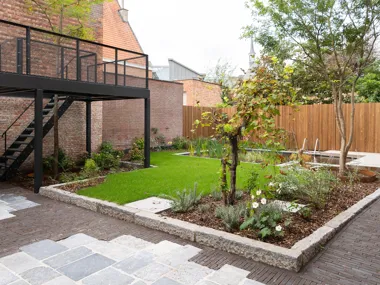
[
  {"x1": 247, "y1": 0, "x2": 380, "y2": 176},
  {"x1": 26, "y1": 0, "x2": 108, "y2": 178}
]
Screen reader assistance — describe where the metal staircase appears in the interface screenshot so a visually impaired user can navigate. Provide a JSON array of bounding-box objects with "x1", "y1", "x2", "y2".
[{"x1": 0, "y1": 95, "x2": 74, "y2": 181}]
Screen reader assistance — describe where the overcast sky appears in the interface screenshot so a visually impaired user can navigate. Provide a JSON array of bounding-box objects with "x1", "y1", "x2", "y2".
[{"x1": 118, "y1": 0, "x2": 253, "y2": 75}]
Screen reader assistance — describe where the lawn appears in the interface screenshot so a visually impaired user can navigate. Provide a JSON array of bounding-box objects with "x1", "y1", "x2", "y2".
[{"x1": 78, "y1": 151, "x2": 274, "y2": 204}]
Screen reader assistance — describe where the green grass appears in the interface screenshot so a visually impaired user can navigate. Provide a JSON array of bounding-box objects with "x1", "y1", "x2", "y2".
[{"x1": 78, "y1": 151, "x2": 273, "y2": 204}]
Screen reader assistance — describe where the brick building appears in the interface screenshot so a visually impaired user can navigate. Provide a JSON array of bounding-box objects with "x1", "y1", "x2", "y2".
[
  {"x1": 0, "y1": 0, "x2": 183, "y2": 169},
  {"x1": 152, "y1": 59, "x2": 222, "y2": 107}
]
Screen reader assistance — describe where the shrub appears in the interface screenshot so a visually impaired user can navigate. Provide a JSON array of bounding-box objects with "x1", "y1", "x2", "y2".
[
  {"x1": 215, "y1": 204, "x2": 246, "y2": 232},
  {"x1": 43, "y1": 148, "x2": 75, "y2": 172},
  {"x1": 59, "y1": 172, "x2": 79, "y2": 183},
  {"x1": 240, "y1": 204, "x2": 286, "y2": 239},
  {"x1": 164, "y1": 183, "x2": 202, "y2": 213},
  {"x1": 129, "y1": 137, "x2": 145, "y2": 161},
  {"x1": 92, "y1": 142, "x2": 122, "y2": 170},
  {"x1": 235, "y1": 190, "x2": 244, "y2": 200},
  {"x1": 274, "y1": 167, "x2": 337, "y2": 209},
  {"x1": 198, "y1": 204, "x2": 211, "y2": 213},
  {"x1": 172, "y1": 136, "x2": 190, "y2": 150},
  {"x1": 84, "y1": 158, "x2": 97, "y2": 172},
  {"x1": 211, "y1": 187, "x2": 223, "y2": 201}
]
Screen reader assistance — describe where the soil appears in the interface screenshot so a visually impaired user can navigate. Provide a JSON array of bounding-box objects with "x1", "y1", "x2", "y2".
[{"x1": 161, "y1": 179, "x2": 380, "y2": 248}]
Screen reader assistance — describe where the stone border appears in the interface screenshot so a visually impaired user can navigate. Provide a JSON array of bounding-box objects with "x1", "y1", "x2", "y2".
[{"x1": 39, "y1": 184, "x2": 380, "y2": 272}]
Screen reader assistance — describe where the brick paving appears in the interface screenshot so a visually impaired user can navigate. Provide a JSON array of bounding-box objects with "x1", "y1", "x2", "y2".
[{"x1": 1, "y1": 182, "x2": 380, "y2": 284}]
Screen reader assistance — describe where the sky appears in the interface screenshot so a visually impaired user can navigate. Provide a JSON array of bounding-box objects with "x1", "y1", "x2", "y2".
[{"x1": 118, "y1": 0, "x2": 254, "y2": 75}]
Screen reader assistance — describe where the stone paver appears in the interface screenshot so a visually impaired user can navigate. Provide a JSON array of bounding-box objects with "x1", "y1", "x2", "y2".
[
  {"x1": 85, "y1": 240, "x2": 134, "y2": 261},
  {"x1": 20, "y1": 240, "x2": 67, "y2": 260},
  {"x1": 125, "y1": 197, "x2": 171, "y2": 213},
  {"x1": 165, "y1": 262, "x2": 213, "y2": 285},
  {"x1": 0, "y1": 252, "x2": 41, "y2": 274},
  {"x1": 206, "y1": 264, "x2": 249, "y2": 285},
  {"x1": 113, "y1": 252, "x2": 154, "y2": 274},
  {"x1": 20, "y1": 266, "x2": 60, "y2": 285},
  {"x1": 0, "y1": 265, "x2": 18, "y2": 285},
  {"x1": 151, "y1": 277, "x2": 182, "y2": 285},
  {"x1": 133, "y1": 262, "x2": 172, "y2": 283},
  {"x1": 1, "y1": 182, "x2": 380, "y2": 285},
  {"x1": 82, "y1": 267, "x2": 135, "y2": 285},
  {"x1": 111, "y1": 235, "x2": 153, "y2": 250},
  {"x1": 0, "y1": 193, "x2": 39, "y2": 221},
  {"x1": 58, "y1": 233, "x2": 98, "y2": 249},
  {"x1": 43, "y1": 246, "x2": 92, "y2": 269}
]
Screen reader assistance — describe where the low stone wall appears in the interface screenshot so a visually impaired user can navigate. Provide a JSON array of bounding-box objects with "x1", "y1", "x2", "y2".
[{"x1": 40, "y1": 183, "x2": 380, "y2": 272}]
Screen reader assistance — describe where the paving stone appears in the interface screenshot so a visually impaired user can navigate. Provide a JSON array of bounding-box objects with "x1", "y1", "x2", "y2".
[
  {"x1": 8, "y1": 280, "x2": 29, "y2": 285},
  {"x1": 58, "y1": 233, "x2": 98, "y2": 249},
  {"x1": 206, "y1": 264, "x2": 249, "y2": 285},
  {"x1": 113, "y1": 251, "x2": 154, "y2": 274},
  {"x1": 133, "y1": 262, "x2": 172, "y2": 283},
  {"x1": 42, "y1": 276, "x2": 77, "y2": 285},
  {"x1": 58, "y1": 253, "x2": 115, "y2": 281},
  {"x1": 20, "y1": 266, "x2": 60, "y2": 285},
  {"x1": 194, "y1": 281, "x2": 219, "y2": 285},
  {"x1": 125, "y1": 197, "x2": 171, "y2": 213},
  {"x1": 151, "y1": 277, "x2": 182, "y2": 285},
  {"x1": 43, "y1": 246, "x2": 93, "y2": 269},
  {"x1": 20, "y1": 240, "x2": 68, "y2": 260},
  {"x1": 0, "y1": 252, "x2": 41, "y2": 274},
  {"x1": 156, "y1": 244, "x2": 202, "y2": 267},
  {"x1": 0, "y1": 195, "x2": 26, "y2": 204},
  {"x1": 10, "y1": 201, "x2": 40, "y2": 211},
  {"x1": 144, "y1": 240, "x2": 182, "y2": 256},
  {"x1": 131, "y1": 281, "x2": 147, "y2": 285},
  {"x1": 241, "y1": 279, "x2": 266, "y2": 285},
  {"x1": 0, "y1": 265, "x2": 18, "y2": 285},
  {"x1": 165, "y1": 262, "x2": 213, "y2": 285},
  {"x1": 85, "y1": 240, "x2": 134, "y2": 261},
  {"x1": 0, "y1": 204, "x2": 15, "y2": 212},
  {"x1": 111, "y1": 235, "x2": 154, "y2": 250},
  {"x1": 0, "y1": 209, "x2": 15, "y2": 220},
  {"x1": 82, "y1": 267, "x2": 135, "y2": 285}
]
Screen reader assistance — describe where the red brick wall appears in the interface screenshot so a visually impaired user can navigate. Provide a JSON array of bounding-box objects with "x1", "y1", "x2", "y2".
[
  {"x1": 177, "y1": 79, "x2": 222, "y2": 107},
  {"x1": 102, "y1": 78, "x2": 184, "y2": 149}
]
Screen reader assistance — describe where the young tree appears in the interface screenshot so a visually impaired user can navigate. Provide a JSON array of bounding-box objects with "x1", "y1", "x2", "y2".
[
  {"x1": 196, "y1": 57, "x2": 296, "y2": 205},
  {"x1": 27, "y1": 0, "x2": 108, "y2": 178},
  {"x1": 247, "y1": 0, "x2": 380, "y2": 176}
]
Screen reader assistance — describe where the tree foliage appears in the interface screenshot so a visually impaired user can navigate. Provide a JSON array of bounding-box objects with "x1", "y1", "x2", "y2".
[
  {"x1": 246, "y1": 0, "x2": 380, "y2": 175},
  {"x1": 196, "y1": 57, "x2": 296, "y2": 205}
]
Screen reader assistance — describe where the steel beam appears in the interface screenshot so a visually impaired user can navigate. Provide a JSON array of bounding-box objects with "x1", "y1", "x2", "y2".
[
  {"x1": 34, "y1": 89, "x2": 43, "y2": 193},
  {"x1": 144, "y1": 97, "x2": 150, "y2": 168},
  {"x1": 86, "y1": 101, "x2": 92, "y2": 155}
]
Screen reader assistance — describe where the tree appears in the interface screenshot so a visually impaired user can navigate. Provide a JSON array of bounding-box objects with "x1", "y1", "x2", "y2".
[
  {"x1": 27, "y1": 0, "x2": 109, "y2": 178},
  {"x1": 247, "y1": 0, "x2": 380, "y2": 176},
  {"x1": 356, "y1": 60, "x2": 380, "y2": 102},
  {"x1": 196, "y1": 57, "x2": 296, "y2": 205},
  {"x1": 204, "y1": 59, "x2": 236, "y2": 103}
]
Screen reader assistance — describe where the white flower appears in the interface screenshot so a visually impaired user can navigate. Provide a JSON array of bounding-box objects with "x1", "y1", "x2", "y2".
[
  {"x1": 261, "y1": 198, "x2": 267, "y2": 205},
  {"x1": 279, "y1": 183, "x2": 283, "y2": 188},
  {"x1": 251, "y1": 194, "x2": 255, "y2": 200},
  {"x1": 256, "y1": 190, "x2": 262, "y2": 196},
  {"x1": 269, "y1": 182, "x2": 275, "y2": 187},
  {"x1": 252, "y1": 202, "x2": 259, "y2": 209},
  {"x1": 275, "y1": 225, "x2": 282, "y2": 232},
  {"x1": 276, "y1": 189, "x2": 282, "y2": 194}
]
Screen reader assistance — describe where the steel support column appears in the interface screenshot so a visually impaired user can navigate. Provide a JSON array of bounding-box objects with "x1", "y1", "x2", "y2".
[
  {"x1": 86, "y1": 101, "x2": 92, "y2": 156},
  {"x1": 144, "y1": 97, "x2": 150, "y2": 168},
  {"x1": 34, "y1": 89, "x2": 43, "y2": 193}
]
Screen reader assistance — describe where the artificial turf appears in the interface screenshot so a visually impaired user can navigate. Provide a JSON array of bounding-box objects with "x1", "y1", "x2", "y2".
[{"x1": 78, "y1": 151, "x2": 271, "y2": 204}]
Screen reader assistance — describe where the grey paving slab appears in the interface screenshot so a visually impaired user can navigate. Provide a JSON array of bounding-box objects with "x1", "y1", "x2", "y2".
[
  {"x1": 43, "y1": 246, "x2": 93, "y2": 269},
  {"x1": 57, "y1": 234, "x2": 98, "y2": 249},
  {"x1": 0, "y1": 204, "x2": 15, "y2": 212},
  {"x1": 151, "y1": 277, "x2": 182, "y2": 285},
  {"x1": 20, "y1": 266, "x2": 60, "y2": 285},
  {"x1": 125, "y1": 197, "x2": 171, "y2": 213},
  {"x1": 156, "y1": 244, "x2": 202, "y2": 267},
  {"x1": 10, "y1": 201, "x2": 40, "y2": 211},
  {"x1": 85, "y1": 240, "x2": 134, "y2": 261},
  {"x1": 8, "y1": 280, "x2": 29, "y2": 285},
  {"x1": 111, "y1": 235, "x2": 154, "y2": 250},
  {"x1": 42, "y1": 276, "x2": 77, "y2": 285},
  {"x1": 0, "y1": 252, "x2": 41, "y2": 274},
  {"x1": 165, "y1": 262, "x2": 213, "y2": 285},
  {"x1": 58, "y1": 253, "x2": 115, "y2": 281},
  {"x1": 133, "y1": 262, "x2": 172, "y2": 283},
  {"x1": 242, "y1": 279, "x2": 266, "y2": 285},
  {"x1": 131, "y1": 281, "x2": 147, "y2": 285},
  {"x1": 0, "y1": 265, "x2": 18, "y2": 285},
  {"x1": 82, "y1": 267, "x2": 135, "y2": 285},
  {"x1": 144, "y1": 240, "x2": 182, "y2": 256},
  {"x1": 113, "y1": 252, "x2": 153, "y2": 274},
  {"x1": 206, "y1": 264, "x2": 249, "y2": 285},
  {"x1": 20, "y1": 240, "x2": 68, "y2": 260},
  {"x1": 0, "y1": 209, "x2": 15, "y2": 220},
  {"x1": 194, "y1": 281, "x2": 219, "y2": 285},
  {"x1": 0, "y1": 195, "x2": 26, "y2": 204}
]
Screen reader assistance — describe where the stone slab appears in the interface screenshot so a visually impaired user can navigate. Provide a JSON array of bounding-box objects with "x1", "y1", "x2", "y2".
[
  {"x1": 133, "y1": 262, "x2": 172, "y2": 283},
  {"x1": 151, "y1": 277, "x2": 182, "y2": 285},
  {"x1": 144, "y1": 240, "x2": 182, "y2": 256},
  {"x1": 125, "y1": 197, "x2": 171, "y2": 213},
  {"x1": 0, "y1": 209, "x2": 15, "y2": 220},
  {"x1": 0, "y1": 252, "x2": 41, "y2": 274},
  {"x1": 42, "y1": 276, "x2": 77, "y2": 285},
  {"x1": 113, "y1": 251, "x2": 154, "y2": 274},
  {"x1": 20, "y1": 266, "x2": 60, "y2": 285},
  {"x1": 111, "y1": 235, "x2": 153, "y2": 251},
  {"x1": 58, "y1": 253, "x2": 115, "y2": 281},
  {"x1": 20, "y1": 240, "x2": 68, "y2": 260},
  {"x1": 165, "y1": 262, "x2": 213, "y2": 285},
  {"x1": 82, "y1": 267, "x2": 135, "y2": 285},
  {"x1": 206, "y1": 264, "x2": 249, "y2": 285},
  {"x1": 85, "y1": 240, "x2": 134, "y2": 261},
  {"x1": 58, "y1": 233, "x2": 98, "y2": 249},
  {"x1": 156, "y1": 244, "x2": 202, "y2": 267},
  {"x1": 44, "y1": 246, "x2": 93, "y2": 269},
  {"x1": 10, "y1": 201, "x2": 40, "y2": 211},
  {"x1": 0, "y1": 265, "x2": 18, "y2": 285}
]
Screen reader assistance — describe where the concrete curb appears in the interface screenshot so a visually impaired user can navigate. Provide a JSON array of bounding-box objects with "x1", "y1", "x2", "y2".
[{"x1": 39, "y1": 184, "x2": 380, "y2": 272}]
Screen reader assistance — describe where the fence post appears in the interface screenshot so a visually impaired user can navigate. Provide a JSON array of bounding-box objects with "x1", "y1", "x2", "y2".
[
  {"x1": 115, "y1": 49, "x2": 118, "y2": 86},
  {"x1": 76, "y1": 39, "x2": 81, "y2": 81}
]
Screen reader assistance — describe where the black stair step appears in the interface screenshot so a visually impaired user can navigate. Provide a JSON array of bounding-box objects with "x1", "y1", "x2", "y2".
[
  {"x1": 13, "y1": 141, "x2": 30, "y2": 145},
  {"x1": 19, "y1": 134, "x2": 34, "y2": 138},
  {"x1": 7, "y1": 148, "x2": 23, "y2": 152},
  {"x1": 25, "y1": 128, "x2": 34, "y2": 132},
  {"x1": 5, "y1": 156, "x2": 18, "y2": 160},
  {"x1": 43, "y1": 109, "x2": 51, "y2": 114},
  {"x1": 45, "y1": 103, "x2": 55, "y2": 108}
]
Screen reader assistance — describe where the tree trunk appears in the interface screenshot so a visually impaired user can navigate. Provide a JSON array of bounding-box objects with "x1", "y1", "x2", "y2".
[
  {"x1": 221, "y1": 157, "x2": 228, "y2": 205},
  {"x1": 339, "y1": 138, "x2": 347, "y2": 177},
  {"x1": 53, "y1": 94, "x2": 59, "y2": 179},
  {"x1": 227, "y1": 136, "x2": 239, "y2": 205}
]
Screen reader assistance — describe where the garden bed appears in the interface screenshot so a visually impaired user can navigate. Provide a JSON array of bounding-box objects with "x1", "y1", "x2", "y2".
[{"x1": 162, "y1": 180, "x2": 380, "y2": 248}]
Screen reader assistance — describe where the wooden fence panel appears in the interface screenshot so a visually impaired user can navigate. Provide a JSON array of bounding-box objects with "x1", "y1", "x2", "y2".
[{"x1": 182, "y1": 103, "x2": 380, "y2": 153}]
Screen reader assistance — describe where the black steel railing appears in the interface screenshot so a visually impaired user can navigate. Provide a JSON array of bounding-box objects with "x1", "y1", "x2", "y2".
[
  {"x1": 1, "y1": 100, "x2": 34, "y2": 167},
  {"x1": 0, "y1": 19, "x2": 149, "y2": 89}
]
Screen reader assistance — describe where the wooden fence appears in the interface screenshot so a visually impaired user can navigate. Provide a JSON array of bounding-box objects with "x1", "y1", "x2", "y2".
[{"x1": 183, "y1": 103, "x2": 380, "y2": 153}]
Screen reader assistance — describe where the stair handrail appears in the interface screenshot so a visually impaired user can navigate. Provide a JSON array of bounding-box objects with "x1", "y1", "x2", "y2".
[{"x1": 1, "y1": 100, "x2": 35, "y2": 158}]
